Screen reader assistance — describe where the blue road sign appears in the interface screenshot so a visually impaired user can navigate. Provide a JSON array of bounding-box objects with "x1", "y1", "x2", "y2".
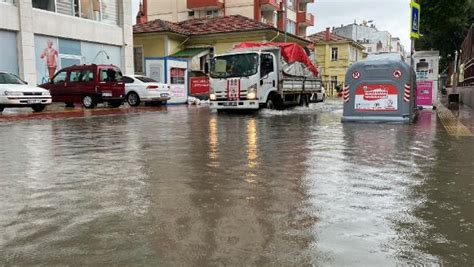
[{"x1": 410, "y1": 1, "x2": 420, "y2": 39}]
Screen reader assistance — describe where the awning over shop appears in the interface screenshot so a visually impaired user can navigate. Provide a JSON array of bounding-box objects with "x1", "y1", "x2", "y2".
[{"x1": 171, "y1": 48, "x2": 210, "y2": 58}]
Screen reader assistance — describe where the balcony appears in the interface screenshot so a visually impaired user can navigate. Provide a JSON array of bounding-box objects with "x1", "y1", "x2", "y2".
[
  {"x1": 187, "y1": 0, "x2": 224, "y2": 10},
  {"x1": 260, "y1": 0, "x2": 281, "y2": 11},
  {"x1": 297, "y1": 10, "x2": 314, "y2": 26}
]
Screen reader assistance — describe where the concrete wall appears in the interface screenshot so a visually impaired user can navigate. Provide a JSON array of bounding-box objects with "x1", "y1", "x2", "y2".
[{"x1": 459, "y1": 87, "x2": 474, "y2": 108}]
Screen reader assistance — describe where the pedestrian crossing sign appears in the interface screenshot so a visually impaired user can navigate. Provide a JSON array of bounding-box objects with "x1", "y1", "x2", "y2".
[{"x1": 410, "y1": 1, "x2": 421, "y2": 39}]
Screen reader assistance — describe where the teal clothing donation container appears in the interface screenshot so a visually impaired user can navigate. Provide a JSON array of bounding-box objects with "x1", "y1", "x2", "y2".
[{"x1": 342, "y1": 54, "x2": 416, "y2": 123}]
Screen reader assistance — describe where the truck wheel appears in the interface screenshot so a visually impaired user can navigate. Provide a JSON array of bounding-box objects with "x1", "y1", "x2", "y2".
[
  {"x1": 0, "y1": 106, "x2": 4, "y2": 113},
  {"x1": 82, "y1": 95, "x2": 96, "y2": 109},
  {"x1": 266, "y1": 97, "x2": 276, "y2": 109},
  {"x1": 31, "y1": 104, "x2": 46, "y2": 112},
  {"x1": 127, "y1": 92, "x2": 140, "y2": 106},
  {"x1": 299, "y1": 95, "x2": 309, "y2": 107}
]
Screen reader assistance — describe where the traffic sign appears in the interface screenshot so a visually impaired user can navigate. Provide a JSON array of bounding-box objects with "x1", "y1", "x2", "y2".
[{"x1": 410, "y1": 1, "x2": 421, "y2": 39}]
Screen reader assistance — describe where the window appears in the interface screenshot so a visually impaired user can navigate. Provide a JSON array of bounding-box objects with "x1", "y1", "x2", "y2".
[
  {"x1": 53, "y1": 71, "x2": 67, "y2": 84},
  {"x1": 170, "y1": 68, "x2": 186, "y2": 84},
  {"x1": 287, "y1": 0, "x2": 294, "y2": 10},
  {"x1": 33, "y1": 0, "x2": 55, "y2": 11},
  {"x1": 367, "y1": 47, "x2": 372, "y2": 53},
  {"x1": 331, "y1": 47, "x2": 338, "y2": 61},
  {"x1": 188, "y1": 11, "x2": 195, "y2": 17},
  {"x1": 69, "y1": 70, "x2": 82, "y2": 82},
  {"x1": 133, "y1": 47, "x2": 144, "y2": 74},
  {"x1": 123, "y1": 76, "x2": 134, "y2": 84},
  {"x1": 260, "y1": 54, "x2": 274, "y2": 78},
  {"x1": 286, "y1": 20, "x2": 296, "y2": 34},
  {"x1": 206, "y1": 9, "x2": 218, "y2": 17},
  {"x1": 81, "y1": 70, "x2": 94, "y2": 82},
  {"x1": 100, "y1": 68, "x2": 122, "y2": 82}
]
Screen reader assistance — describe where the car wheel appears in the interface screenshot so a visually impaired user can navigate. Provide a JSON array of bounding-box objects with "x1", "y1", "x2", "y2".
[
  {"x1": 82, "y1": 95, "x2": 96, "y2": 109},
  {"x1": 109, "y1": 101, "x2": 122, "y2": 108},
  {"x1": 127, "y1": 92, "x2": 140, "y2": 106},
  {"x1": 0, "y1": 106, "x2": 4, "y2": 113},
  {"x1": 31, "y1": 104, "x2": 46, "y2": 112}
]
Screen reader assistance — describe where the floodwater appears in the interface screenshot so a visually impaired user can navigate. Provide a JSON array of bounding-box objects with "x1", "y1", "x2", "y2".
[{"x1": 0, "y1": 101, "x2": 473, "y2": 266}]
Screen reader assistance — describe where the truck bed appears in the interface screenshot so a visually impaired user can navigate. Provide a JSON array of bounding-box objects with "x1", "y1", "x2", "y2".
[{"x1": 281, "y1": 77, "x2": 322, "y2": 93}]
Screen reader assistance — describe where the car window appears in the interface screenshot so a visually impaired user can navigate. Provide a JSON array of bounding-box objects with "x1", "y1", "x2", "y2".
[
  {"x1": 100, "y1": 68, "x2": 123, "y2": 82},
  {"x1": 53, "y1": 71, "x2": 67, "y2": 84},
  {"x1": 123, "y1": 76, "x2": 135, "y2": 84},
  {"x1": 81, "y1": 70, "x2": 94, "y2": 82},
  {"x1": 69, "y1": 70, "x2": 82, "y2": 83},
  {"x1": 136, "y1": 76, "x2": 158, "y2": 83}
]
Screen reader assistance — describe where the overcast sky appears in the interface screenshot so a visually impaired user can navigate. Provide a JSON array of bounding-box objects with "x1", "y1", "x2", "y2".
[
  {"x1": 308, "y1": 0, "x2": 411, "y2": 48},
  {"x1": 131, "y1": 0, "x2": 411, "y2": 48}
]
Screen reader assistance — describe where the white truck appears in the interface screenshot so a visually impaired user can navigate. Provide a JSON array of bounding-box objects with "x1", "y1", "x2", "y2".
[{"x1": 209, "y1": 43, "x2": 322, "y2": 110}]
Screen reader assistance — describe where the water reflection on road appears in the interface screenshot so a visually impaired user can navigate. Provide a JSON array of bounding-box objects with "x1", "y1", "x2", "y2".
[{"x1": 0, "y1": 101, "x2": 472, "y2": 265}]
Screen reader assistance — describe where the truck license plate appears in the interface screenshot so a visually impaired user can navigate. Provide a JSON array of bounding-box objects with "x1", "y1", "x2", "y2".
[{"x1": 223, "y1": 102, "x2": 237, "y2": 106}]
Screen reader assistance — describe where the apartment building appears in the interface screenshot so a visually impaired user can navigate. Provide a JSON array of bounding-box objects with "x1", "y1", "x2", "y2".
[
  {"x1": 0, "y1": 0, "x2": 133, "y2": 84},
  {"x1": 333, "y1": 22, "x2": 400, "y2": 56},
  {"x1": 136, "y1": 0, "x2": 314, "y2": 38}
]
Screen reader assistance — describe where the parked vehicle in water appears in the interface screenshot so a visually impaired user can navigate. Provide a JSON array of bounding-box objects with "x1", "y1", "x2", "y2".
[
  {"x1": 311, "y1": 86, "x2": 326, "y2": 103},
  {"x1": 39, "y1": 64, "x2": 125, "y2": 109},
  {"x1": 208, "y1": 42, "x2": 322, "y2": 110},
  {"x1": 123, "y1": 75, "x2": 171, "y2": 106},
  {"x1": 0, "y1": 72, "x2": 52, "y2": 113}
]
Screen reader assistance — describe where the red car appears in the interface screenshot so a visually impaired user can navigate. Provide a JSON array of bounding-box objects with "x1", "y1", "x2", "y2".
[{"x1": 40, "y1": 64, "x2": 125, "y2": 108}]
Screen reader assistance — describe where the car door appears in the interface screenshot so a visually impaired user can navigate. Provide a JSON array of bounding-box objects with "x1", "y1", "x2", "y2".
[
  {"x1": 98, "y1": 67, "x2": 124, "y2": 99},
  {"x1": 48, "y1": 70, "x2": 68, "y2": 102},
  {"x1": 259, "y1": 53, "x2": 277, "y2": 100}
]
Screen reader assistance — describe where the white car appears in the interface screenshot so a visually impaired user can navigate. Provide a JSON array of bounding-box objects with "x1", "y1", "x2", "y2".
[
  {"x1": 123, "y1": 75, "x2": 171, "y2": 106},
  {"x1": 0, "y1": 72, "x2": 52, "y2": 113},
  {"x1": 311, "y1": 86, "x2": 326, "y2": 103}
]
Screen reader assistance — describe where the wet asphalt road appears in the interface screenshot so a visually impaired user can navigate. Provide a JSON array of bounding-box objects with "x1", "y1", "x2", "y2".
[{"x1": 0, "y1": 100, "x2": 473, "y2": 266}]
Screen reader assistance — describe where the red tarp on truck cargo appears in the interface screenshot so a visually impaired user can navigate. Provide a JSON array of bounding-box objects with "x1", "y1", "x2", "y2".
[{"x1": 234, "y1": 42, "x2": 318, "y2": 76}]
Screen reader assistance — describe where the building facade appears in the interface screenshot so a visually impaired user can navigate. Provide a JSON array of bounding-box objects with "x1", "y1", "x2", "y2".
[
  {"x1": 308, "y1": 28, "x2": 365, "y2": 95},
  {"x1": 333, "y1": 22, "x2": 403, "y2": 57},
  {"x1": 136, "y1": 0, "x2": 314, "y2": 38},
  {"x1": 0, "y1": 0, "x2": 133, "y2": 85}
]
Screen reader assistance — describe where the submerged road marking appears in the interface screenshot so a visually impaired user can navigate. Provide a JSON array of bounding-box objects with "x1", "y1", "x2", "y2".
[{"x1": 436, "y1": 104, "x2": 473, "y2": 137}]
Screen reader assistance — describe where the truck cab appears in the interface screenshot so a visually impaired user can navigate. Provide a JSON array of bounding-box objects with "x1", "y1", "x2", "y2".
[{"x1": 209, "y1": 50, "x2": 278, "y2": 109}]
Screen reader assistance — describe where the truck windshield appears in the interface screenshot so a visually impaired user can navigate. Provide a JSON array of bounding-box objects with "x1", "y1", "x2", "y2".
[{"x1": 211, "y1": 53, "x2": 259, "y2": 78}]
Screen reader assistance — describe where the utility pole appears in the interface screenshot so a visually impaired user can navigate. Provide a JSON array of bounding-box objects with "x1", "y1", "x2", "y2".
[
  {"x1": 409, "y1": 0, "x2": 420, "y2": 123},
  {"x1": 284, "y1": 0, "x2": 288, "y2": 42}
]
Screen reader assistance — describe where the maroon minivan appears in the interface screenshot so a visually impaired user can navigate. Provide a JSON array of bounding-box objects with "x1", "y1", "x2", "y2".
[{"x1": 40, "y1": 64, "x2": 125, "y2": 108}]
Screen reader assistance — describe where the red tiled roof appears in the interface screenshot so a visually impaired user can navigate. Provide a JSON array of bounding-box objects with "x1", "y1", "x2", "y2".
[
  {"x1": 308, "y1": 31, "x2": 354, "y2": 43},
  {"x1": 134, "y1": 15, "x2": 275, "y2": 36}
]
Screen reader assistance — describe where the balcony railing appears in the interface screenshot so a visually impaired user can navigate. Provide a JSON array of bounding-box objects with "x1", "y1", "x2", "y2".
[
  {"x1": 260, "y1": 0, "x2": 281, "y2": 11},
  {"x1": 297, "y1": 10, "x2": 314, "y2": 26},
  {"x1": 187, "y1": 0, "x2": 224, "y2": 10}
]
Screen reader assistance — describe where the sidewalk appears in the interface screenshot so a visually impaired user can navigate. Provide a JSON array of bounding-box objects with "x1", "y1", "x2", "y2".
[{"x1": 438, "y1": 90, "x2": 474, "y2": 135}]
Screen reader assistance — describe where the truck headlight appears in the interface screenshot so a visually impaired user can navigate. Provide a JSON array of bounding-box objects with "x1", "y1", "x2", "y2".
[
  {"x1": 4, "y1": 91, "x2": 22, "y2": 96},
  {"x1": 210, "y1": 93, "x2": 217, "y2": 101},
  {"x1": 247, "y1": 84, "x2": 257, "y2": 100}
]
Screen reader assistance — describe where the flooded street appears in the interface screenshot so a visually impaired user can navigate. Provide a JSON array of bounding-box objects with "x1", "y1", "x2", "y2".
[{"x1": 0, "y1": 100, "x2": 473, "y2": 266}]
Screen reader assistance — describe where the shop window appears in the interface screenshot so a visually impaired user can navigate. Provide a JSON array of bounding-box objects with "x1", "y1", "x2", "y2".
[
  {"x1": 331, "y1": 47, "x2": 338, "y2": 61},
  {"x1": 170, "y1": 68, "x2": 186, "y2": 84},
  {"x1": 33, "y1": 0, "x2": 55, "y2": 11},
  {"x1": 133, "y1": 47, "x2": 144, "y2": 74}
]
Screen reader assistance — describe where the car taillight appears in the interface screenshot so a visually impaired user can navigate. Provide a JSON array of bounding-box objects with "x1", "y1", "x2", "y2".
[{"x1": 147, "y1": 85, "x2": 158, "y2": 90}]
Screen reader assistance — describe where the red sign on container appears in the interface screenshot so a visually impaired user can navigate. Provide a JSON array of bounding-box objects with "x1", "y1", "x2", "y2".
[{"x1": 190, "y1": 77, "x2": 209, "y2": 95}]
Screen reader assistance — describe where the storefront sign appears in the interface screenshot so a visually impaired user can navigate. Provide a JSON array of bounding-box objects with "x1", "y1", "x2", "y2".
[
  {"x1": 189, "y1": 77, "x2": 209, "y2": 95},
  {"x1": 416, "y1": 80, "x2": 433, "y2": 106},
  {"x1": 354, "y1": 84, "x2": 398, "y2": 111}
]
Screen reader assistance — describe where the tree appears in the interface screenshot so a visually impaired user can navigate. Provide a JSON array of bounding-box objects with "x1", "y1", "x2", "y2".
[{"x1": 416, "y1": 0, "x2": 474, "y2": 70}]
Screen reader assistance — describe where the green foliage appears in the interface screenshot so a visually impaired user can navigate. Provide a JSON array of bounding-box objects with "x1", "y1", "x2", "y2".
[{"x1": 416, "y1": 0, "x2": 474, "y2": 70}]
